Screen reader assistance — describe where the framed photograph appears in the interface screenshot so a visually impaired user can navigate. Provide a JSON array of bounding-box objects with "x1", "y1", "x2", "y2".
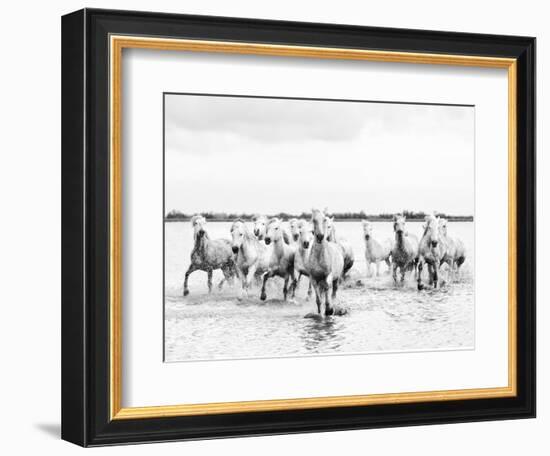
[{"x1": 61, "y1": 8, "x2": 536, "y2": 446}]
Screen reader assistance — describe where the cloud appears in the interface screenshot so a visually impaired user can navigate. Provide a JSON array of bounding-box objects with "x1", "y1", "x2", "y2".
[
  {"x1": 165, "y1": 94, "x2": 372, "y2": 143},
  {"x1": 164, "y1": 94, "x2": 474, "y2": 215}
]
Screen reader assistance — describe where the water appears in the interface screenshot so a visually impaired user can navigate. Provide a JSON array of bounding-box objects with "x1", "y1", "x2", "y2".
[{"x1": 164, "y1": 221, "x2": 474, "y2": 362}]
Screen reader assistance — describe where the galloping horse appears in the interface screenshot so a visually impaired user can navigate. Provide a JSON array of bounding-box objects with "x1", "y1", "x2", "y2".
[
  {"x1": 230, "y1": 219, "x2": 271, "y2": 299},
  {"x1": 417, "y1": 214, "x2": 443, "y2": 290},
  {"x1": 361, "y1": 220, "x2": 392, "y2": 277},
  {"x1": 325, "y1": 215, "x2": 354, "y2": 278},
  {"x1": 439, "y1": 218, "x2": 467, "y2": 282},
  {"x1": 260, "y1": 218, "x2": 297, "y2": 301},
  {"x1": 292, "y1": 220, "x2": 313, "y2": 299},
  {"x1": 391, "y1": 215, "x2": 418, "y2": 285},
  {"x1": 307, "y1": 209, "x2": 345, "y2": 316},
  {"x1": 183, "y1": 215, "x2": 235, "y2": 296}
]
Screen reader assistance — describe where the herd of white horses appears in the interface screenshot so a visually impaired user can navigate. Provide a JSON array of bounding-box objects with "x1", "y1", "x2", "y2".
[{"x1": 182, "y1": 209, "x2": 466, "y2": 316}]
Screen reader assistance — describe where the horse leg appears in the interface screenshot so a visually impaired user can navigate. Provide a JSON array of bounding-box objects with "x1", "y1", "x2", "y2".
[
  {"x1": 428, "y1": 263, "x2": 434, "y2": 286},
  {"x1": 417, "y1": 260, "x2": 424, "y2": 290},
  {"x1": 283, "y1": 275, "x2": 290, "y2": 301},
  {"x1": 306, "y1": 277, "x2": 313, "y2": 301},
  {"x1": 445, "y1": 260, "x2": 453, "y2": 284},
  {"x1": 235, "y1": 267, "x2": 246, "y2": 300},
  {"x1": 244, "y1": 264, "x2": 258, "y2": 298},
  {"x1": 376, "y1": 261, "x2": 380, "y2": 277},
  {"x1": 450, "y1": 261, "x2": 455, "y2": 282},
  {"x1": 331, "y1": 277, "x2": 339, "y2": 300},
  {"x1": 433, "y1": 261, "x2": 439, "y2": 289},
  {"x1": 206, "y1": 269, "x2": 213, "y2": 293},
  {"x1": 289, "y1": 269, "x2": 297, "y2": 299},
  {"x1": 260, "y1": 270, "x2": 273, "y2": 301},
  {"x1": 183, "y1": 264, "x2": 198, "y2": 296},
  {"x1": 400, "y1": 264, "x2": 406, "y2": 284},
  {"x1": 324, "y1": 275, "x2": 334, "y2": 316},
  {"x1": 292, "y1": 272, "x2": 301, "y2": 299},
  {"x1": 392, "y1": 262, "x2": 398, "y2": 284},
  {"x1": 385, "y1": 257, "x2": 391, "y2": 275},
  {"x1": 311, "y1": 280, "x2": 322, "y2": 314},
  {"x1": 218, "y1": 264, "x2": 232, "y2": 290}
]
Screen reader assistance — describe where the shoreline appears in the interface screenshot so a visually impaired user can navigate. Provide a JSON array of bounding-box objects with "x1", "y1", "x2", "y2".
[{"x1": 164, "y1": 217, "x2": 474, "y2": 223}]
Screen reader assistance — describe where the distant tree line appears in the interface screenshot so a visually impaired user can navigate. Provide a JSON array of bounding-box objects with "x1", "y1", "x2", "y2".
[{"x1": 165, "y1": 209, "x2": 473, "y2": 222}]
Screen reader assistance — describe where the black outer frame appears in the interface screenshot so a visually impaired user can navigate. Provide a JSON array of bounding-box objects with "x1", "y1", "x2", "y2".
[{"x1": 61, "y1": 8, "x2": 536, "y2": 447}]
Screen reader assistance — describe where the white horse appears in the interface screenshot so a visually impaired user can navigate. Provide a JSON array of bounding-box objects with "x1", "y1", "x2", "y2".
[
  {"x1": 439, "y1": 218, "x2": 467, "y2": 282},
  {"x1": 183, "y1": 215, "x2": 235, "y2": 296},
  {"x1": 361, "y1": 220, "x2": 392, "y2": 277},
  {"x1": 230, "y1": 219, "x2": 271, "y2": 299},
  {"x1": 260, "y1": 218, "x2": 297, "y2": 301},
  {"x1": 391, "y1": 215, "x2": 418, "y2": 285},
  {"x1": 417, "y1": 214, "x2": 444, "y2": 290},
  {"x1": 292, "y1": 220, "x2": 313, "y2": 299},
  {"x1": 307, "y1": 209, "x2": 345, "y2": 316}
]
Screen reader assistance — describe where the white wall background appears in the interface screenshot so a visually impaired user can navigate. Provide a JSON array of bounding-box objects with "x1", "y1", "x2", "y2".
[{"x1": 0, "y1": 0, "x2": 544, "y2": 454}]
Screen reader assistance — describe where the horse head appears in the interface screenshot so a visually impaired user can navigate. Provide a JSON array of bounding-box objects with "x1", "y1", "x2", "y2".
[
  {"x1": 230, "y1": 219, "x2": 247, "y2": 254},
  {"x1": 288, "y1": 218, "x2": 300, "y2": 242},
  {"x1": 439, "y1": 218, "x2": 449, "y2": 236},
  {"x1": 424, "y1": 214, "x2": 440, "y2": 248},
  {"x1": 252, "y1": 215, "x2": 267, "y2": 240},
  {"x1": 362, "y1": 219, "x2": 372, "y2": 240},
  {"x1": 298, "y1": 221, "x2": 314, "y2": 249},
  {"x1": 324, "y1": 215, "x2": 336, "y2": 242},
  {"x1": 311, "y1": 208, "x2": 329, "y2": 243},
  {"x1": 393, "y1": 214, "x2": 406, "y2": 241},
  {"x1": 190, "y1": 215, "x2": 207, "y2": 239},
  {"x1": 265, "y1": 218, "x2": 283, "y2": 245}
]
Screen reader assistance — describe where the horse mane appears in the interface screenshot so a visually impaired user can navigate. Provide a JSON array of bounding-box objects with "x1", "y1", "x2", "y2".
[
  {"x1": 231, "y1": 219, "x2": 257, "y2": 243},
  {"x1": 230, "y1": 219, "x2": 242, "y2": 234},
  {"x1": 311, "y1": 208, "x2": 323, "y2": 218},
  {"x1": 191, "y1": 226, "x2": 210, "y2": 256},
  {"x1": 422, "y1": 214, "x2": 439, "y2": 237}
]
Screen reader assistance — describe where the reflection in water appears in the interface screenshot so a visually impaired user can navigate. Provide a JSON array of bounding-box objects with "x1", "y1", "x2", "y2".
[
  {"x1": 164, "y1": 221, "x2": 475, "y2": 362},
  {"x1": 302, "y1": 317, "x2": 343, "y2": 353}
]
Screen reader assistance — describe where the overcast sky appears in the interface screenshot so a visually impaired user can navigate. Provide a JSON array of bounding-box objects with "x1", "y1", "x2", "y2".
[{"x1": 165, "y1": 94, "x2": 474, "y2": 215}]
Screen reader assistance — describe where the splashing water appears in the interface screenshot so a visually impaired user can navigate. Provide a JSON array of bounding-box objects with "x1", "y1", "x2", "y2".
[{"x1": 164, "y1": 221, "x2": 474, "y2": 362}]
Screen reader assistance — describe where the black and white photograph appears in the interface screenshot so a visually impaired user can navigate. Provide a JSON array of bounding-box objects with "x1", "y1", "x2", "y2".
[{"x1": 164, "y1": 93, "x2": 475, "y2": 362}]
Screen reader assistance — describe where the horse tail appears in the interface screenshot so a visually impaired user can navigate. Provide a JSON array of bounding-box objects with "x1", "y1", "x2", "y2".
[
  {"x1": 338, "y1": 242, "x2": 354, "y2": 278},
  {"x1": 343, "y1": 257, "x2": 354, "y2": 277}
]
